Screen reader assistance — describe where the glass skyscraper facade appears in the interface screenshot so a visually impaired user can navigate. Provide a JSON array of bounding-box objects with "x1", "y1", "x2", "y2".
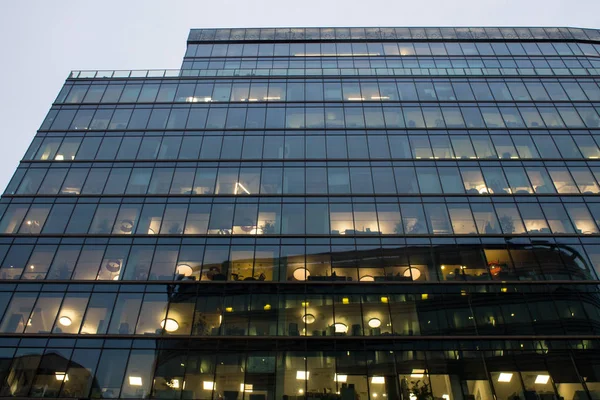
[{"x1": 2, "y1": 26, "x2": 600, "y2": 399}]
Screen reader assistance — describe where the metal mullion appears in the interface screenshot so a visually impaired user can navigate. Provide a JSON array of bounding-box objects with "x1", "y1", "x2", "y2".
[
  {"x1": 17, "y1": 287, "x2": 45, "y2": 334},
  {"x1": 110, "y1": 346, "x2": 134, "y2": 398},
  {"x1": 44, "y1": 289, "x2": 71, "y2": 336},
  {"x1": 130, "y1": 291, "x2": 151, "y2": 336}
]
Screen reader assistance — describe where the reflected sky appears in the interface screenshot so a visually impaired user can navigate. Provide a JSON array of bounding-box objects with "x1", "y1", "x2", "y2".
[{"x1": 1, "y1": 0, "x2": 600, "y2": 190}]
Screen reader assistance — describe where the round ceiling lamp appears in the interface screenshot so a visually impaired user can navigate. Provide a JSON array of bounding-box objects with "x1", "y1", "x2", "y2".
[
  {"x1": 404, "y1": 268, "x2": 421, "y2": 280},
  {"x1": 359, "y1": 275, "x2": 375, "y2": 282},
  {"x1": 176, "y1": 264, "x2": 193, "y2": 277},
  {"x1": 302, "y1": 314, "x2": 316, "y2": 324},
  {"x1": 161, "y1": 318, "x2": 179, "y2": 332},
  {"x1": 368, "y1": 318, "x2": 381, "y2": 328},
  {"x1": 59, "y1": 316, "x2": 72, "y2": 327},
  {"x1": 334, "y1": 323, "x2": 348, "y2": 333},
  {"x1": 120, "y1": 220, "x2": 134, "y2": 233},
  {"x1": 105, "y1": 260, "x2": 121, "y2": 273},
  {"x1": 293, "y1": 268, "x2": 310, "y2": 281}
]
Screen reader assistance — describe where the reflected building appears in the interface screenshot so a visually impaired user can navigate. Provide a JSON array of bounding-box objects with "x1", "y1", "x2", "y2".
[{"x1": 1, "y1": 26, "x2": 600, "y2": 399}]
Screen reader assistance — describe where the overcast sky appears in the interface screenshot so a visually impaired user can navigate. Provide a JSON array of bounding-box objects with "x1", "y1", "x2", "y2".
[{"x1": 0, "y1": 0, "x2": 599, "y2": 190}]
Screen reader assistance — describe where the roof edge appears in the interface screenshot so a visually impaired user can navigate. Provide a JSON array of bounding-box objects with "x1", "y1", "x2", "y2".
[{"x1": 187, "y1": 26, "x2": 600, "y2": 43}]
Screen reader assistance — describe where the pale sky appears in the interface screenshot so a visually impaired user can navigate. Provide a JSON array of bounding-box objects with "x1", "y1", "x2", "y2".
[{"x1": 0, "y1": 0, "x2": 599, "y2": 190}]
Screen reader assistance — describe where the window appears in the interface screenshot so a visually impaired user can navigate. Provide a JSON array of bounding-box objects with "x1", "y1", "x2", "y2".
[
  {"x1": 424, "y1": 204, "x2": 452, "y2": 234},
  {"x1": 504, "y1": 167, "x2": 533, "y2": 194},
  {"x1": 26, "y1": 292, "x2": 62, "y2": 333},
  {"x1": 541, "y1": 203, "x2": 575, "y2": 233},
  {"x1": 547, "y1": 167, "x2": 579, "y2": 193},
  {"x1": 401, "y1": 204, "x2": 427, "y2": 234},
  {"x1": 526, "y1": 167, "x2": 556, "y2": 194},
  {"x1": 160, "y1": 204, "x2": 188, "y2": 235},
  {"x1": 564, "y1": 204, "x2": 599, "y2": 234},
  {"x1": 570, "y1": 167, "x2": 600, "y2": 193},
  {"x1": 494, "y1": 204, "x2": 526, "y2": 234},
  {"x1": 0, "y1": 293, "x2": 37, "y2": 332},
  {"x1": 518, "y1": 203, "x2": 550, "y2": 234},
  {"x1": 416, "y1": 167, "x2": 441, "y2": 193},
  {"x1": 447, "y1": 204, "x2": 477, "y2": 234},
  {"x1": 21, "y1": 245, "x2": 56, "y2": 280}
]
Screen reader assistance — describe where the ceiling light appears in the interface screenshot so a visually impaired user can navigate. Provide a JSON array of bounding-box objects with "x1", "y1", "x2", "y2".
[
  {"x1": 129, "y1": 376, "x2": 143, "y2": 386},
  {"x1": 334, "y1": 323, "x2": 348, "y2": 333},
  {"x1": 535, "y1": 375, "x2": 550, "y2": 384},
  {"x1": 368, "y1": 318, "x2": 382, "y2": 328},
  {"x1": 303, "y1": 314, "x2": 316, "y2": 324},
  {"x1": 411, "y1": 369, "x2": 426, "y2": 378},
  {"x1": 203, "y1": 381, "x2": 215, "y2": 390},
  {"x1": 160, "y1": 318, "x2": 179, "y2": 332},
  {"x1": 55, "y1": 372, "x2": 68, "y2": 381},
  {"x1": 263, "y1": 304, "x2": 271, "y2": 310},
  {"x1": 342, "y1": 297, "x2": 349, "y2": 304},
  {"x1": 240, "y1": 383, "x2": 253, "y2": 392},
  {"x1": 296, "y1": 371, "x2": 309, "y2": 380},
  {"x1": 335, "y1": 374, "x2": 347, "y2": 383},
  {"x1": 234, "y1": 182, "x2": 251, "y2": 195},
  {"x1": 404, "y1": 268, "x2": 421, "y2": 280},
  {"x1": 120, "y1": 220, "x2": 134, "y2": 233},
  {"x1": 380, "y1": 297, "x2": 389, "y2": 304},
  {"x1": 498, "y1": 373, "x2": 513, "y2": 383},
  {"x1": 59, "y1": 316, "x2": 72, "y2": 327},
  {"x1": 106, "y1": 260, "x2": 121, "y2": 273},
  {"x1": 293, "y1": 268, "x2": 310, "y2": 281},
  {"x1": 176, "y1": 264, "x2": 193, "y2": 276},
  {"x1": 360, "y1": 275, "x2": 375, "y2": 282},
  {"x1": 371, "y1": 377, "x2": 385, "y2": 384}
]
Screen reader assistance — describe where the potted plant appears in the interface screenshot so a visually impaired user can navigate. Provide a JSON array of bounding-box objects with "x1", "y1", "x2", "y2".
[
  {"x1": 261, "y1": 221, "x2": 276, "y2": 234},
  {"x1": 498, "y1": 215, "x2": 515, "y2": 234},
  {"x1": 410, "y1": 380, "x2": 433, "y2": 400}
]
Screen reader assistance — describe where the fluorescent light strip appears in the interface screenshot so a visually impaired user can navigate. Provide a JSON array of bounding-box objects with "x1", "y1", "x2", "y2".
[{"x1": 235, "y1": 182, "x2": 251, "y2": 195}]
